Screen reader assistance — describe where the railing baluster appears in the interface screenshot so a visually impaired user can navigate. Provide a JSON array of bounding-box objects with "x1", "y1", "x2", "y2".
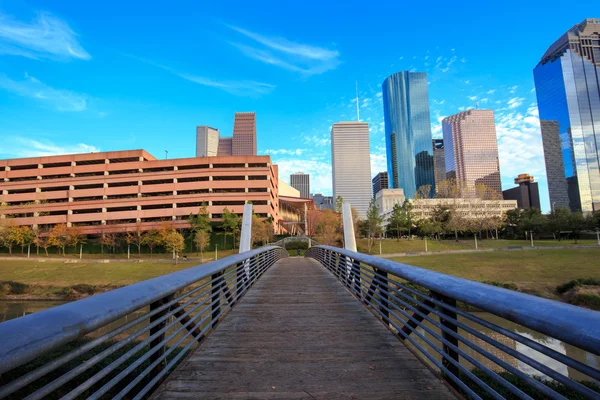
[
  {"x1": 431, "y1": 291, "x2": 460, "y2": 384},
  {"x1": 149, "y1": 294, "x2": 174, "y2": 380},
  {"x1": 211, "y1": 272, "x2": 223, "y2": 328}
]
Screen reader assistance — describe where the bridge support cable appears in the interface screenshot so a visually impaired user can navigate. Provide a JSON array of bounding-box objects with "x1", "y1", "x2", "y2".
[
  {"x1": 0, "y1": 246, "x2": 287, "y2": 400},
  {"x1": 307, "y1": 246, "x2": 600, "y2": 400}
]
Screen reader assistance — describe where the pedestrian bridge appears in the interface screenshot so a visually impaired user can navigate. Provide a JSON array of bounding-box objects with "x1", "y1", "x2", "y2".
[{"x1": 0, "y1": 246, "x2": 599, "y2": 399}]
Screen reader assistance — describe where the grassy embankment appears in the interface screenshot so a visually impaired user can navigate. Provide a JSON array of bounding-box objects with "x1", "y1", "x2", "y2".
[
  {"x1": 389, "y1": 248, "x2": 600, "y2": 309},
  {"x1": 356, "y1": 238, "x2": 599, "y2": 254},
  {"x1": 1, "y1": 243, "x2": 599, "y2": 308}
]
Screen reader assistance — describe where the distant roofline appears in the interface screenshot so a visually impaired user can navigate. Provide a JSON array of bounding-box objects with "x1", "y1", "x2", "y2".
[{"x1": 538, "y1": 18, "x2": 600, "y2": 65}]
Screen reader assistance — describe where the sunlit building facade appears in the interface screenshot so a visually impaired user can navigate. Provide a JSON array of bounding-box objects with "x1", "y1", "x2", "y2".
[
  {"x1": 533, "y1": 18, "x2": 600, "y2": 212},
  {"x1": 442, "y1": 110, "x2": 502, "y2": 196},
  {"x1": 331, "y1": 122, "x2": 372, "y2": 218},
  {"x1": 232, "y1": 112, "x2": 257, "y2": 156},
  {"x1": 382, "y1": 71, "x2": 436, "y2": 199}
]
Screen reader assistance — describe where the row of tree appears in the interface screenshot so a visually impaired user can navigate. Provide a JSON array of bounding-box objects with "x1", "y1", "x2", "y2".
[{"x1": 0, "y1": 205, "x2": 278, "y2": 259}]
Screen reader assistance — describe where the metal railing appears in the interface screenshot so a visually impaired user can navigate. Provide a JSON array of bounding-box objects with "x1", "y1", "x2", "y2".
[
  {"x1": 307, "y1": 245, "x2": 600, "y2": 400},
  {"x1": 0, "y1": 246, "x2": 287, "y2": 399}
]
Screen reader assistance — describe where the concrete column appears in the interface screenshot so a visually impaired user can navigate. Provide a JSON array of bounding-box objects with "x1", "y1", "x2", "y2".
[
  {"x1": 342, "y1": 202, "x2": 357, "y2": 252},
  {"x1": 104, "y1": 183, "x2": 109, "y2": 188},
  {"x1": 209, "y1": 176, "x2": 213, "y2": 181},
  {"x1": 239, "y1": 204, "x2": 253, "y2": 253},
  {"x1": 68, "y1": 210, "x2": 73, "y2": 215},
  {"x1": 137, "y1": 205, "x2": 142, "y2": 210},
  {"x1": 71, "y1": 161, "x2": 76, "y2": 166},
  {"x1": 139, "y1": 157, "x2": 144, "y2": 161},
  {"x1": 38, "y1": 164, "x2": 43, "y2": 169},
  {"x1": 4, "y1": 166, "x2": 10, "y2": 171},
  {"x1": 173, "y1": 166, "x2": 178, "y2": 171},
  {"x1": 2, "y1": 189, "x2": 7, "y2": 195},
  {"x1": 36, "y1": 187, "x2": 41, "y2": 193},
  {"x1": 137, "y1": 193, "x2": 142, "y2": 198},
  {"x1": 173, "y1": 178, "x2": 178, "y2": 183}
]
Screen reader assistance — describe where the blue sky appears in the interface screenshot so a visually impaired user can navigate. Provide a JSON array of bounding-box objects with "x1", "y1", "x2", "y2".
[{"x1": 0, "y1": 0, "x2": 598, "y2": 212}]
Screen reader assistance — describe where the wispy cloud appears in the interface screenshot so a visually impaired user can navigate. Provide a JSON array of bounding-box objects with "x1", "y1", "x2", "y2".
[
  {"x1": 130, "y1": 55, "x2": 275, "y2": 96},
  {"x1": 0, "y1": 11, "x2": 90, "y2": 61},
  {"x1": 0, "y1": 137, "x2": 99, "y2": 158},
  {"x1": 265, "y1": 148, "x2": 305, "y2": 156},
  {"x1": 487, "y1": 89, "x2": 496, "y2": 94},
  {"x1": 468, "y1": 95, "x2": 478, "y2": 101},
  {"x1": 0, "y1": 72, "x2": 87, "y2": 111},
  {"x1": 226, "y1": 25, "x2": 340, "y2": 75},
  {"x1": 507, "y1": 97, "x2": 525, "y2": 109}
]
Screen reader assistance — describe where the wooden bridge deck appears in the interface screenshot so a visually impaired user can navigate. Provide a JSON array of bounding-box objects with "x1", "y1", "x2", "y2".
[{"x1": 152, "y1": 257, "x2": 455, "y2": 399}]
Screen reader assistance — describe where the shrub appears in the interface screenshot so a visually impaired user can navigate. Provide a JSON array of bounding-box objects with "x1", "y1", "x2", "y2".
[
  {"x1": 0, "y1": 281, "x2": 30, "y2": 295},
  {"x1": 570, "y1": 294, "x2": 600, "y2": 311},
  {"x1": 556, "y1": 278, "x2": 600, "y2": 294},
  {"x1": 483, "y1": 281, "x2": 519, "y2": 291},
  {"x1": 283, "y1": 241, "x2": 308, "y2": 250},
  {"x1": 70, "y1": 284, "x2": 99, "y2": 295}
]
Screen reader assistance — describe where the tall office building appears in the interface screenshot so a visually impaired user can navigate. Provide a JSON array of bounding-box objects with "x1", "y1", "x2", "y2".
[
  {"x1": 442, "y1": 110, "x2": 502, "y2": 196},
  {"x1": 432, "y1": 139, "x2": 446, "y2": 192},
  {"x1": 382, "y1": 71, "x2": 435, "y2": 199},
  {"x1": 540, "y1": 120, "x2": 570, "y2": 209},
  {"x1": 290, "y1": 172, "x2": 310, "y2": 198},
  {"x1": 503, "y1": 174, "x2": 541, "y2": 210},
  {"x1": 372, "y1": 172, "x2": 388, "y2": 197},
  {"x1": 533, "y1": 18, "x2": 600, "y2": 212},
  {"x1": 232, "y1": 112, "x2": 257, "y2": 156},
  {"x1": 217, "y1": 137, "x2": 233, "y2": 156},
  {"x1": 196, "y1": 126, "x2": 220, "y2": 157},
  {"x1": 331, "y1": 122, "x2": 372, "y2": 218}
]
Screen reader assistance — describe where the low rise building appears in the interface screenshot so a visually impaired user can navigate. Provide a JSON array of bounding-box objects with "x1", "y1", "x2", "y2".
[
  {"x1": 0, "y1": 150, "x2": 279, "y2": 235},
  {"x1": 502, "y1": 174, "x2": 541, "y2": 210},
  {"x1": 409, "y1": 198, "x2": 517, "y2": 221},
  {"x1": 375, "y1": 189, "x2": 405, "y2": 217}
]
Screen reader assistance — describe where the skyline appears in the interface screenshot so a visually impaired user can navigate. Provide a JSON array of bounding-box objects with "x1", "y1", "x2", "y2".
[{"x1": 0, "y1": 1, "x2": 598, "y2": 212}]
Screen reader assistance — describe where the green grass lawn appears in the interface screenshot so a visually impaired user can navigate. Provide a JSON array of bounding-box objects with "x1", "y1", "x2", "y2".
[
  {"x1": 391, "y1": 248, "x2": 600, "y2": 299},
  {"x1": 357, "y1": 238, "x2": 599, "y2": 254}
]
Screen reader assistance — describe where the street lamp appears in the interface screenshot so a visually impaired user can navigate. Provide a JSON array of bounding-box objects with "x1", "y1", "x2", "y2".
[
  {"x1": 165, "y1": 150, "x2": 169, "y2": 159},
  {"x1": 552, "y1": 201, "x2": 556, "y2": 212},
  {"x1": 530, "y1": 230, "x2": 534, "y2": 248}
]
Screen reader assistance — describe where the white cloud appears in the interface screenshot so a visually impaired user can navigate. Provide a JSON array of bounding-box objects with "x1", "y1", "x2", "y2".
[
  {"x1": 509, "y1": 85, "x2": 518, "y2": 93},
  {"x1": 265, "y1": 148, "x2": 304, "y2": 156},
  {"x1": 274, "y1": 157, "x2": 333, "y2": 195},
  {"x1": 507, "y1": 97, "x2": 525, "y2": 109},
  {"x1": 226, "y1": 25, "x2": 340, "y2": 75},
  {"x1": 0, "y1": 72, "x2": 87, "y2": 111},
  {"x1": 495, "y1": 103, "x2": 546, "y2": 200},
  {"x1": 487, "y1": 89, "x2": 496, "y2": 94},
  {"x1": 130, "y1": 55, "x2": 275, "y2": 96},
  {"x1": 0, "y1": 11, "x2": 90, "y2": 61},
  {"x1": 468, "y1": 95, "x2": 478, "y2": 101},
  {"x1": 302, "y1": 134, "x2": 330, "y2": 147},
  {"x1": 480, "y1": 98, "x2": 489, "y2": 104},
  {"x1": 0, "y1": 137, "x2": 99, "y2": 158},
  {"x1": 460, "y1": 58, "x2": 467, "y2": 63},
  {"x1": 375, "y1": 92, "x2": 382, "y2": 98}
]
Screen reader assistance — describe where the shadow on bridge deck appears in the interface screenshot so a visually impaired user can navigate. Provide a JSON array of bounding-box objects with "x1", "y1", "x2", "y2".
[{"x1": 152, "y1": 257, "x2": 455, "y2": 399}]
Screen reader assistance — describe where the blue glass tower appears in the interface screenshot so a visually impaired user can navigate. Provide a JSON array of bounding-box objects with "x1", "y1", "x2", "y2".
[
  {"x1": 533, "y1": 19, "x2": 600, "y2": 212},
  {"x1": 382, "y1": 71, "x2": 435, "y2": 199}
]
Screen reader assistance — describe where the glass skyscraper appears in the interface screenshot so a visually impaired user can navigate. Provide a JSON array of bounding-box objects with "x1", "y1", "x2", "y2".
[
  {"x1": 533, "y1": 18, "x2": 600, "y2": 212},
  {"x1": 382, "y1": 72, "x2": 435, "y2": 199}
]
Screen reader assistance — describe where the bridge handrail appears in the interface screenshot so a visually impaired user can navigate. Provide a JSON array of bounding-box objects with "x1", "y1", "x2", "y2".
[
  {"x1": 0, "y1": 246, "x2": 287, "y2": 399},
  {"x1": 307, "y1": 245, "x2": 600, "y2": 400},
  {"x1": 314, "y1": 245, "x2": 600, "y2": 353}
]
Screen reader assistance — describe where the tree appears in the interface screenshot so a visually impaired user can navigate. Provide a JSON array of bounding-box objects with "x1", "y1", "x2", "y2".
[
  {"x1": 163, "y1": 230, "x2": 185, "y2": 263},
  {"x1": 365, "y1": 200, "x2": 383, "y2": 253},
  {"x1": 446, "y1": 206, "x2": 467, "y2": 241},
  {"x1": 141, "y1": 230, "x2": 161, "y2": 258},
  {"x1": 415, "y1": 184, "x2": 432, "y2": 199},
  {"x1": 221, "y1": 208, "x2": 240, "y2": 249},
  {"x1": 334, "y1": 196, "x2": 344, "y2": 214},
  {"x1": 189, "y1": 204, "x2": 212, "y2": 234},
  {"x1": 431, "y1": 206, "x2": 451, "y2": 240},
  {"x1": 126, "y1": 222, "x2": 146, "y2": 256},
  {"x1": 17, "y1": 226, "x2": 36, "y2": 254},
  {"x1": 316, "y1": 209, "x2": 342, "y2": 246},
  {"x1": 67, "y1": 226, "x2": 86, "y2": 253},
  {"x1": 34, "y1": 230, "x2": 51, "y2": 256},
  {"x1": 251, "y1": 214, "x2": 266, "y2": 247},
  {"x1": 0, "y1": 225, "x2": 23, "y2": 255},
  {"x1": 518, "y1": 208, "x2": 546, "y2": 239},
  {"x1": 547, "y1": 207, "x2": 571, "y2": 241},
  {"x1": 388, "y1": 203, "x2": 404, "y2": 241},
  {"x1": 99, "y1": 231, "x2": 120, "y2": 255},
  {"x1": 48, "y1": 224, "x2": 69, "y2": 255},
  {"x1": 503, "y1": 209, "x2": 522, "y2": 239},
  {"x1": 569, "y1": 211, "x2": 586, "y2": 244},
  {"x1": 400, "y1": 200, "x2": 414, "y2": 239},
  {"x1": 194, "y1": 230, "x2": 210, "y2": 262}
]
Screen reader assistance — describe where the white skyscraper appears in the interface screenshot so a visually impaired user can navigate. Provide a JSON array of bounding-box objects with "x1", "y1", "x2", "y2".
[
  {"x1": 196, "y1": 126, "x2": 220, "y2": 157},
  {"x1": 331, "y1": 122, "x2": 372, "y2": 218}
]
